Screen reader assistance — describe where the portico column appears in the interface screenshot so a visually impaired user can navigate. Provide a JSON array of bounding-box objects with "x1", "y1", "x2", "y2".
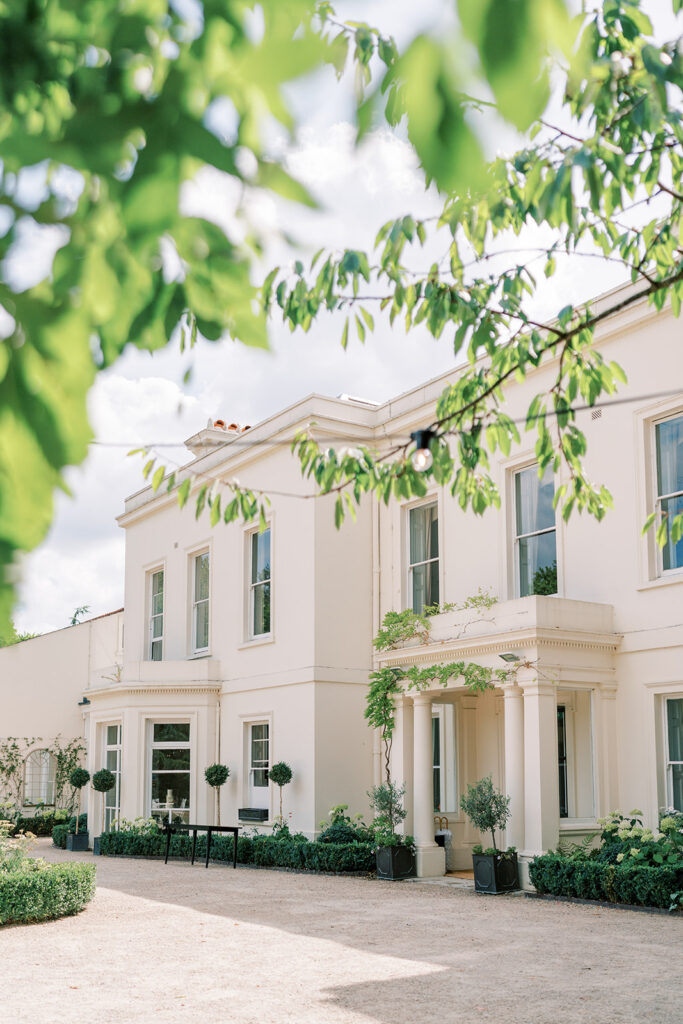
[
  {"x1": 413, "y1": 694, "x2": 446, "y2": 877},
  {"x1": 520, "y1": 676, "x2": 559, "y2": 860},
  {"x1": 502, "y1": 682, "x2": 525, "y2": 851},
  {"x1": 595, "y1": 684, "x2": 618, "y2": 817}
]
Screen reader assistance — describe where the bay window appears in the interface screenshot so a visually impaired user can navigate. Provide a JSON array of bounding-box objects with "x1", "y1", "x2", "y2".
[
  {"x1": 149, "y1": 723, "x2": 191, "y2": 824},
  {"x1": 104, "y1": 724, "x2": 122, "y2": 831}
]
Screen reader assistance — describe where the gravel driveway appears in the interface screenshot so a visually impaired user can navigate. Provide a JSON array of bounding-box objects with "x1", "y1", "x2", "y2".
[{"x1": 1, "y1": 840, "x2": 680, "y2": 1024}]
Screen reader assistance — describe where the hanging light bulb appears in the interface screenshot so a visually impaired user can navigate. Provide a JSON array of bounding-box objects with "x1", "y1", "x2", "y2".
[{"x1": 410, "y1": 429, "x2": 435, "y2": 472}]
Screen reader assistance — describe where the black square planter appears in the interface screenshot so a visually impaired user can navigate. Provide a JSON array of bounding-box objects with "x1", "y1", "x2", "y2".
[
  {"x1": 93, "y1": 836, "x2": 102, "y2": 856},
  {"x1": 376, "y1": 846, "x2": 416, "y2": 880},
  {"x1": 66, "y1": 832, "x2": 90, "y2": 852},
  {"x1": 238, "y1": 808, "x2": 269, "y2": 822},
  {"x1": 472, "y1": 852, "x2": 519, "y2": 894}
]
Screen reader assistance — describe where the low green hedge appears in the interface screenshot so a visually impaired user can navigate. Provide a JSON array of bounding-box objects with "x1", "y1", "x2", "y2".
[
  {"x1": 13, "y1": 812, "x2": 69, "y2": 837},
  {"x1": 0, "y1": 862, "x2": 96, "y2": 925},
  {"x1": 98, "y1": 829, "x2": 376, "y2": 873},
  {"x1": 529, "y1": 853, "x2": 681, "y2": 909},
  {"x1": 52, "y1": 814, "x2": 88, "y2": 849}
]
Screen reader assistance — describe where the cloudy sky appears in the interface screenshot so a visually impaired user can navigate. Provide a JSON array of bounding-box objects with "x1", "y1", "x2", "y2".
[{"x1": 12, "y1": 0, "x2": 680, "y2": 633}]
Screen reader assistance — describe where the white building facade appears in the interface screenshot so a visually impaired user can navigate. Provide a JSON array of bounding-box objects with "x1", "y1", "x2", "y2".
[{"x1": 2, "y1": 285, "x2": 682, "y2": 886}]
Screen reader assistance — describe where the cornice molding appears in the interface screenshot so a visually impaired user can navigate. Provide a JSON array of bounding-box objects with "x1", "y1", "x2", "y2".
[
  {"x1": 375, "y1": 626, "x2": 621, "y2": 668},
  {"x1": 85, "y1": 682, "x2": 221, "y2": 700}
]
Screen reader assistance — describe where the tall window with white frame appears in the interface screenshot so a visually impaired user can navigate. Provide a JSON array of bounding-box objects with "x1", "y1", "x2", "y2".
[
  {"x1": 23, "y1": 750, "x2": 56, "y2": 806},
  {"x1": 409, "y1": 503, "x2": 439, "y2": 613},
  {"x1": 149, "y1": 723, "x2": 191, "y2": 825},
  {"x1": 655, "y1": 414, "x2": 683, "y2": 573},
  {"x1": 104, "y1": 724, "x2": 122, "y2": 831},
  {"x1": 248, "y1": 723, "x2": 270, "y2": 810},
  {"x1": 192, "y1": 552, "x2": 210, "y2": 653},
  {"x1": 514, "y1": 464, "x2": 557, "y2": 597},
  {"x1": 149, "y1": 569, "x2": 164, "y2": 661},
  {"x1": 666, "y1": 698, "x2": 683, "y2": 811},
  {"x1": 249, "y1": 528, "x2": 271, "y2": 637}
]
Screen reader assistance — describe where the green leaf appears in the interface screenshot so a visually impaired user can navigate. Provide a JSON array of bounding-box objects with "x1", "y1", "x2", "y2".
[
  {"x1": 152, "y1": 465, "x2": 165, "y2": 492},
  {"x1": 177, "y1": 478, "x2": 191, "y2": 508}
]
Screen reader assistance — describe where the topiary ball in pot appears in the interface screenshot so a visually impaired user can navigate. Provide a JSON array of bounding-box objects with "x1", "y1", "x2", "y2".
[
  {"x1": 268, "y1": 762, "x2": 293, "y2": 822},
  {"x1": 68, "y1": 768, "x2": 91, "y2": 847},
  {"x1": 92, "y1": 769, "x2": 116, "y2": 843},
  {"x1": 204, "y1": 763, "x2": 230, "y2": 826}
]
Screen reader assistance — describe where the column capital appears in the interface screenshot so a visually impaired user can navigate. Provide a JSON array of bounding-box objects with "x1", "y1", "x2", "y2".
[
  {"x1": 412, "y1": 691, "x2": 434, "y2": 708},
  {"x1": 519, "y1": 679, "x2": 558, "y2": 699},
  {"x1": 500, "y1": 680, "x2": 524, "y2": 698}
]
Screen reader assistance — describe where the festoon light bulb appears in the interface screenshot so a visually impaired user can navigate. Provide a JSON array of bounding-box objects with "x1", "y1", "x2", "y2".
[{"x1": 409, "y1": 429, "x2": 436, "y2": 472}]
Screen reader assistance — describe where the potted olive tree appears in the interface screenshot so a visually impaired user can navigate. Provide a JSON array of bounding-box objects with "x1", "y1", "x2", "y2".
[
  {"x1": 91, "y1": 768, "x2": 116, "y2": 855},
  {"x1": 268, "y1": 762, "x2": 292, "y2": 824},
  {"x1": 204, "y1": 763, "x2": 230, "y2": 826},
  {"x1": 368, "y1": 781, "x2": 415, "y2": 880},
  {"x1": 66, "y1": 767, "x2": 90, "y2": 851},
  {"x1": 460, "y1": 776, "x2": 519, "y2": 894}
]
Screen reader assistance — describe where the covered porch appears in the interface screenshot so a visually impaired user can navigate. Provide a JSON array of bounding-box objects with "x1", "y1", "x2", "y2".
[{"x1": 374, "y1": 597, "x2": 620, "y2": 886}]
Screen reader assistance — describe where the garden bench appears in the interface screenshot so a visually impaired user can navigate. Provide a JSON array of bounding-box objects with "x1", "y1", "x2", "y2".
[{"x1": 162, "y1": 823, "x2": 240, "y2": 869}]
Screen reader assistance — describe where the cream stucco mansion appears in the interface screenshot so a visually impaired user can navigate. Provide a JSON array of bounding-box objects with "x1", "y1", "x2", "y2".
[{"x1": 2, "y1": 283, "x2": 683, "y2": 886}]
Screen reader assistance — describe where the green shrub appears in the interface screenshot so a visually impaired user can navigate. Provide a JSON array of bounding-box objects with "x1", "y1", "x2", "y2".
[
  {"x1": 52, "y1": 814, "x2": 87, "y2": 848},
  {"x1": 0, "y1": 862, "x2": 96, "y2": 924},
  {"x1": 319, "y1": 804, "x2": 373, "y2": 844},
  {"x1": 529, "y1": 854, "x2": 682, "y2": 909},
  {"x1": 97, "y1": 827, "x2": 375, "y2": 873}
]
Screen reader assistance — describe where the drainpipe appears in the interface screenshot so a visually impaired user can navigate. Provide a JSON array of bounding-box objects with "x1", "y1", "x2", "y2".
[{"x1": 371, "y1": 490, "x2": 382, "y2": 788}]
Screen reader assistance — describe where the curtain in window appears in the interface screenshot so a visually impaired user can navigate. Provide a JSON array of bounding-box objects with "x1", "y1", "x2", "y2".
[{"x1": 410, "y1": 505, "x2": 439, "y2": 612}]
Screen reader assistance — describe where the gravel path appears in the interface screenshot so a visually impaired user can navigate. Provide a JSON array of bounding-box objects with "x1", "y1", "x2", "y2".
[{"x1": 1, "y1": 840, "x2": 681, "y2": 1024}]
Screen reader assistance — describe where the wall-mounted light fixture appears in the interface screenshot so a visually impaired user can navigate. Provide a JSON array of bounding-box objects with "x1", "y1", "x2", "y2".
[
  {"x1": 499, "y1": 652, "x2": 521, "y2": 663},
  {"x1": 409, "y1": 429, "x2": 436, "y2": 472}
]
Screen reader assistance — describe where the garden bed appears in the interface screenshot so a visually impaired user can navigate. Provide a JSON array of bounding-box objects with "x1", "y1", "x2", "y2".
[{"x1": 98, "y1": 829, "x2": 377, "y2": 874}]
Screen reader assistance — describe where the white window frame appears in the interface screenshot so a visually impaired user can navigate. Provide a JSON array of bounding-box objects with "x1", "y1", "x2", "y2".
[
  {"x1": 513, "y1": 462, "x2": 557, "y2": 598},
  {"x1": 406, "y1": 500, "x2": 440, "y2": 614},
  {"x1": 103, "y1": 724, "x2": 122, "y2": 831},
  {"x1": 191, "y1": 549, "x2": 210, "y2": 654},
  {"x1": 653, "y1": 412, "x2": 683, "y2": 577},
  {"x1": 248, "y1": 526, "x2": 272, "y2": 639},
  {"x1": 148, "y1": 721, "x2": 192, "y2": 825},
  {"x1": 664, "y1": 695, "x2": 683, "y2": 812},
  {"x1": 23, "y1": 749, "x2": 56, "y2": 806},
  {"x1": 148, "y1": 567, "x2": 164, "y2": 661}
]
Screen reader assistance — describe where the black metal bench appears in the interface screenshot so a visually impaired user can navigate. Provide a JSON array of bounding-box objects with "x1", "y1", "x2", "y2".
[{"x1": 162, "y1": 823, "x2": 240, "y2": 869}]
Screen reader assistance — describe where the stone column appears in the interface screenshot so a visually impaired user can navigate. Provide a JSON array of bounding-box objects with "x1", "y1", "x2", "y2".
[
  {"x1": 460, "y1": 694, "x2": 479, "y2": 845},
  {"x1": 595, "y1": 683, "x2": 618, "y2": 817},
  {"x1": 413, "y1": 693, "x2": 445, "y2": 877},
  {"x1": 521, "y1": 677, "x2": 559, "y2": 857},
  {"x1": 502, "y1": 682, "x2": 525, "y2": 851}
]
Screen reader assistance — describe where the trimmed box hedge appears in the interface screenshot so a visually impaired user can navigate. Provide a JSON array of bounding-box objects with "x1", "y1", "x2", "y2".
[
  {"x1": 13, "y1": 814, "x2": 68, "y2": 838},
  {"x1": 52, "y1": 814, "x2": 88, "y2": 849},
  {"x1": 0, "y1": 862, "x2": 96, "y2": 925},
  {"x1": 98, "y1": 829, "x2": 376, "y2": 874},
  {"x1": 529, "y1": 853, "x2": 681, "y2": 910}
]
